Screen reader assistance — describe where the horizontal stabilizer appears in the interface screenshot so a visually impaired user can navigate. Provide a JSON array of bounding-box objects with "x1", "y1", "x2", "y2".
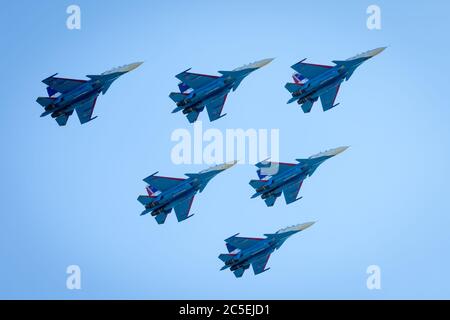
[
  {"x1": 285, "y1": 82, "x2": 303, "y2": 93},
  {"x1": 169, "y1": 92, "x2": 187, "y2": 103},
  {"x1": 36, "y1": 97, "x2": 56, "y2": 107},
  {"x1": 249, "y1": 179, "x2": 266, "y2": 190},
  {"x1": 137, "y1": 195, "x2": 154, "y2": 206},
  {"x1": 218, "y1": 253, "x2": 236, "y2": 263},
  {"x1": 172, "y1": 106, "x2": 184, "y2": 113}
]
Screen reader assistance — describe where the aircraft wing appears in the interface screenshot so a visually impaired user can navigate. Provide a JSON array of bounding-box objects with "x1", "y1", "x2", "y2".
[
  {"x1": 205, "y1": 93, "x2": 228, "y2": 121},
  {"x1": 252, "y1": 253, "x2": 271, "y2": 275},
  {"x1": 143, "y1": 175, "x2": 185, "y2": 192},
  {"x1": 320, "y1": 85, "x2": 340, "y2": 111},
  {"x1": 256, "y1": 161, "x2": 296, "y2": 179},
  {"x1": 283, "y1": 179, "x2": 304, "y2": 204},
  {"x1": 291, "y1": 61, "x2": 332, "y2": 79},
  {"x1": 75, "y1": 95, "x2": 99, "y2": 124},
  {"x1": 176, "y1": 70, "x2": 219, "y2": 90},
  {"x1": 43, "y1": 75, "x2": 87, "y2": 94},
  {"x1": 225, "y1": 235, "x2": 265, "y2": 250},
  {"x1": 174, "y1": 195, "x2": 195, "y2": 222}
]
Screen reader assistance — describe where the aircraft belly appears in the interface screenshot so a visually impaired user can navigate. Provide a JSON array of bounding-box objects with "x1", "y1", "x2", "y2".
[{"x1": 197, "y1": 88, "x2": 227, "y2": 108}]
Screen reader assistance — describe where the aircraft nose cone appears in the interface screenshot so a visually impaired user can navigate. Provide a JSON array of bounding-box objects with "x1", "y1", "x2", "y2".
[
  {"x1": 199, "y1": 160, "x2": 237, "y2": 174},
  {"x1": 366, "y1": 47, "x2": 386, "y2": 58},
  {"x1": 276, "y1": 221, "x2": 316, "y2": 235},
  {"x1": 254, "y1": 58, "x2": 274, "y2": 68},
  {"x1": 222, "y1": 160, "x2": 238, "y2": 170},
  {"x1": 123, "y1": 61, "x2": 144, "y2": 72},
  {"x1": 298, "y1": 221, "x2": 316, "y2": 231},
  {"x1": 330, "y1": 146, "x2": 349, "y2": 156},
  {"x1": 309, "y1": 146, "x2": 349, "y2": 159}
]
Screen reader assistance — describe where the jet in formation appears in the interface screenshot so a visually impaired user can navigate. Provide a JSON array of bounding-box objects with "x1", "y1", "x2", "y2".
[
  {"x1": 137, "y1": 161, "x2": 237, "y2": 224},
  {"x1": 36, "y1": 62, "x2": 143, "y2": 126},
  {"x1": 285, "y1": 47, "x2": 385, "y2": 113},
  {"x1": 169, "y1": 58, "x2": 273, "y2": 123},
  {"x1": 249, "y1": 147, "x2": 348, "y2": 207},
  {"x1": 219, "y1": 222, "x2": 315, "y2": 277}
]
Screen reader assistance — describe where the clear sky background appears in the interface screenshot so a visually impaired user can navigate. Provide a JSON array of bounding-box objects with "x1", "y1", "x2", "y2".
[{"x1": 1, "y1": 0, "x2": 449, "y2": 299}]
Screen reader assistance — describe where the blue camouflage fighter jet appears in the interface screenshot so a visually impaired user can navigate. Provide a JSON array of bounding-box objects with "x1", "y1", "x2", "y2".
[
  {"x1": 285, "y1": 47, "x2": 385, "y2": 113},
  {"x1": 36, "y1": 62, "x2": 143, "y2": 126},
  {"x1": 169, "y1": 58, "x2": 273, "y2": 123},
  {"x1": 137, "y1": 161, "x2": 237, "y2": 224},
  {"x1": 219, "y1": 222, "x2": 315, "y2": 278},
  {"x1": 249, "y1": 147, "x2": 348, "y2": 207}
]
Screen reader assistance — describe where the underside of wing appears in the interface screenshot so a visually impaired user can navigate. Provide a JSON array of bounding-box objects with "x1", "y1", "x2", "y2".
[
  {"x1": 283, "y1": 179, "x2": 304, "y2": 204},
  {"x1": 174, "y1": 195, "x2": 195, "y2": 222},
  {"x1": 252, "y1": 253, "x2": 271, "y2": 275},
  {"x1": 205, "y1": 93, "x2": 228, "y2": 121},
  {"x1": 75, "y1": 95, "x2": 99, "y2": 124},
  {"x1": 176, "y1": 70, "x2": 219, "y2": 90},
  {"x1": 225, "y1": 235, "x2": 264, "y2": 250},
  {"x1": 43, "y1": 75, "x2": 87, "y2": 95},
  {"x1": 320, "y1": 85, "x2": 341, "y2": 111},
  {"x1": 143, "y1": 175, "x2": 185, "y2": 192},
  {"x1": 291, "y1": 61, "x2": 332, "y2": 79}
]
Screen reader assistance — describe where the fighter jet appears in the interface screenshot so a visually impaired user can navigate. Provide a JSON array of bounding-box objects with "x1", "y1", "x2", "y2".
[
  {"x1": 249, "y1": 147, "x2": 348, "y2": 207},
  {"x1": 137, "y1": 161, "x2": 236, "y2": 224},
  {"x1": 285, "y1": 47, "x2": 385, "y2": 113},
  {"x1": 219, "y1": 222, "x2": 315, "y2": 278},
  {"x1": 169, "y1": 58, "x2": 273, "y2": 123},
  {"x1": 36, "y1": 62, "x2": 143, "y2": 126}
]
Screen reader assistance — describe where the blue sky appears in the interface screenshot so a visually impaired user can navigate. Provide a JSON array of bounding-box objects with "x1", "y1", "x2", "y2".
[{"x1": 0, "y1": 0, "x2": 449, "y2": 299}]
